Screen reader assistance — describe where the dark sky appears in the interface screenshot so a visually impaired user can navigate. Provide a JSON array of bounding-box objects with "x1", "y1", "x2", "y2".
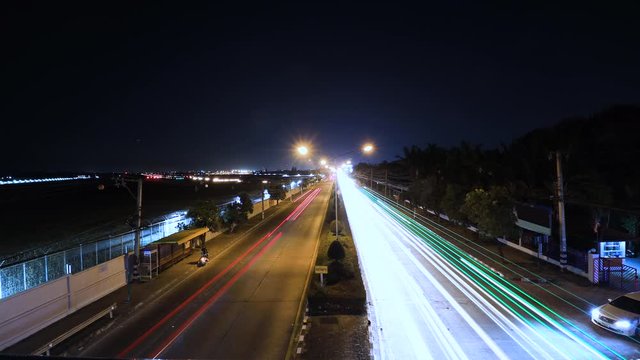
[{"x1": 2, "y1": 1, "x2": 639, "y2": 173}]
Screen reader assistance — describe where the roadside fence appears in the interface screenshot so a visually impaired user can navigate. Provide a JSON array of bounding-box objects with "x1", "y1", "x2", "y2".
[{"x1": 0, "y1": 213, "x2": 189, "y2": 299}]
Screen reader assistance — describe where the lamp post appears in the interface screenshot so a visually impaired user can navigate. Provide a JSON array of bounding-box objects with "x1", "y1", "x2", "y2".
[
  {"x1": 293, "y1": 143, "x2": 311, "y2": 201},
  {"x1": 335, "y1": 175, "x2": 339, "y2": 239}
]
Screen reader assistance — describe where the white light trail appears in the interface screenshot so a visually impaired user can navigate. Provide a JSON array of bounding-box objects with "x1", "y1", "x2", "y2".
[{"x1": 337, "y1": 170, "x2": 616, "y2": 360}]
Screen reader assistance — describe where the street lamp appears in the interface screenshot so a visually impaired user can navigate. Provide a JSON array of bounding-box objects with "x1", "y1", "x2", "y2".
[
  {"x1": 362, "y1": 143, "x2": 375, "y2": 154},
  {"x1": 362, "y1": 142, "x2": 375, "y2": 188},
  {"x1": 297, "y1": 145, "x2": 309, "y2": 156}
]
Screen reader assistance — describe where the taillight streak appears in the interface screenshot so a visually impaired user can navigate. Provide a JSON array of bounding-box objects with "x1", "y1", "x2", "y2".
[
  {"x1": 150, "y1": 232, "x2": 284, "y2": 358},
  {"x1": 289, "y1": 188, "x2": 321, "y2": 221},
  {"x1": 117, "y1": 187, "x2": 321, "y2": 358}
]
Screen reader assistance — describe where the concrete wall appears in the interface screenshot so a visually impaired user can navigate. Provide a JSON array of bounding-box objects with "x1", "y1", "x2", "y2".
[{"x1": 0, "y1": 255, "x2": 126, "y2": 350}]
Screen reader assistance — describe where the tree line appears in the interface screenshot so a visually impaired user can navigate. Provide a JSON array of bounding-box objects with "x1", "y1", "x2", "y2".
[
  {"x1": 182, "y1": 192, "x2": 254, "y2": 233},
  {"x1": 359, "y1": 105, "x2": 640, "y2": 247}
]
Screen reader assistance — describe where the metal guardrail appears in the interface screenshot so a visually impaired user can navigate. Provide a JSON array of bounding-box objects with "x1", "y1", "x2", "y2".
[{"x1": 32, "y1": 303, "x2": 117, "y2": 356}]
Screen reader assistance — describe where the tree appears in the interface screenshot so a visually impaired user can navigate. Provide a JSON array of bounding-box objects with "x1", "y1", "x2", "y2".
[
  {"x1": 221, "y1": 193, "x2": 253, "y2": 233},
  {"x1": 186, "y1": 201, "x2": 222, "y2": 232},
  {"x1": 238, "y1": 192, "x2": 253, "y2": 215},
  {"x1": 407, "y1": 175, "x2": 443, "y2": 209},
  {"x1": 440, "y1": 183, "x2": 467, "y2": 220},
  {"x1": 269, "y1": 186, "x2": 287, "y2": 204},
  {"x1": 621, "y1": 214, "x2": 639, "y2": 237},
  {"x1": 461, "y1": 186, "x2": 517, "y2": 239},
  {"x1": 221, "y1": 203, "x2": 242, "y2": 233}
]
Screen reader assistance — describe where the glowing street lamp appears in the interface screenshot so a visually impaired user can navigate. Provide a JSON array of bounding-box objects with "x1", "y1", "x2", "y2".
[
  {"x1": 320, "y1": 158, "x2": 327, "y2": 166},
  {"x1": 362, "y1": 143, "x2": 376, "y2": 187},
  {"x1": 297, "y1": 146, "x2": 309, "y2": 156},
  {"x1": 362, "y1": 143, "x2": 375, "y2": 154}
]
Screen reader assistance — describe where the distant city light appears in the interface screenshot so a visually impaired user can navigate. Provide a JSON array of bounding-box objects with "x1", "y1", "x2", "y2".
[
  {"x1": 0, "y1": 175, "x2": 93, "y2": 186},
  {"x1": 190, "y1": 176, "x2": 242, "y2": 183}
]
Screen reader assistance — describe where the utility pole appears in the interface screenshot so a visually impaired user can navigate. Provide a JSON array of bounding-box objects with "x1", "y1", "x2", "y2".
[
  {"x1": 134, "y1": 177, "x2": 143, "y2": 263},
  {"x1": 370, "y1": 166, "x2": 373, "y2": 189},
  {"x1": 114, "y1": 176, "x2": 144, "y2": 261},
  {"x1": 335, "y1": 179, "x2": 339, "y2": 238},
  {"x1": 111, "y1": 175, "x2": 143, "y2": 299},
  {"x1": 261, "y1": 180, "x2": 267, "y2": 220},
  {"x1": 555, "y1": 151, "x2": 568, "y2": 270},
  {"x1": 384, "y1": 168, "x2": 388, "y2": 198}
]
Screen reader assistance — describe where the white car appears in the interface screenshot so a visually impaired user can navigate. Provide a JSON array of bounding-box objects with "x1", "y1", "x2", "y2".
[{"x1": 591, "y1": 291, "x2": 640, "y2": 336}]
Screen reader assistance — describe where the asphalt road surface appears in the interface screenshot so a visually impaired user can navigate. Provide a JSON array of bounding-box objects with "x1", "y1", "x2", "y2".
[{"x1": 79, "y1": 183, "x2": 330, "y2": 359}]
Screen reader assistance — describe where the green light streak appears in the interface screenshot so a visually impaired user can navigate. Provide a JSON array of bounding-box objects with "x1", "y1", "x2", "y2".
[{"x1": 361, "y1": 188, "x2": 625, "y2": 360}]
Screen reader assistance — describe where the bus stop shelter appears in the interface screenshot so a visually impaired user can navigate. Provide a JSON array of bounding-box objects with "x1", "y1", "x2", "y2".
[{"x1": 142, "y1": 227, "x2": 208, "y2": 272}]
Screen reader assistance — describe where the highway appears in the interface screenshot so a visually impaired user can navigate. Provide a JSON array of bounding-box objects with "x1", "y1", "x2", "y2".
[
  {"x1": 338, "y1": 171, "x2": 634, "y2": 360},
  {"x1": 79, "y1": 182, "x2": 330, "y2": 359}
]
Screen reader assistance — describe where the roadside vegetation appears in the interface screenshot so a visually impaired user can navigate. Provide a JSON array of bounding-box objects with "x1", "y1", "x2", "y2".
[
  {"x1": 356, "y1": 105, "x2": 640, "y2": 252},
  {"x1": 307, "y1": 185, "x2": 366, "y2": 315},
  {"x1": 182, "y1": 191, "x2": 254, "y2": 233}
]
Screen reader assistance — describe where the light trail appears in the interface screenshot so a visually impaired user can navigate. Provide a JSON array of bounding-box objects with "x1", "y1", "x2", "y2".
[
  {"x1": 151, "y1": 232, "x2": 284, "y2": 358},
  {"x1": 117, "y1": 188, "x2": 321, "y2": 358},
  {"x1": 337, "y1": 171, "x2": 623, "y2": 360}
]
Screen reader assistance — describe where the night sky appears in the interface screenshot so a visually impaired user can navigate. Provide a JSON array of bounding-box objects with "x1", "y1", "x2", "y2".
[{"x1": 2, "y1": 2, "x2": 639, "y2": 173}]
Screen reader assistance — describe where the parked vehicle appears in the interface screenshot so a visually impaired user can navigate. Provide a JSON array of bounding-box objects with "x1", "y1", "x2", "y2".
[{"x1": 591, "y1": 291, "x2": 640, "y2": 336}]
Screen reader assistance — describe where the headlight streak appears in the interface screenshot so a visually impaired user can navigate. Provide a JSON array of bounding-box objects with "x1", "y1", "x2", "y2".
[
  {"x1": 341, "y1": 173, "x2": 503, "y2": 359},
  {"x1": 368, "y1": 193, "x2": 624, "y2": 359},
  {"x1": 358, "y1": 185, "x2": 626, "y2": 360},
  {"x1": 369, "y1": 200, "x2": 558, "y2": 360},
  {"x1": 346, "y1": 202, "x2": 435, "y2": 359},
  {"x1": 338, "y1": 171, "x2": 626, "y2": 360},
  {"x1": 372, "y1": 190, "x2": 619, "y2": 326}
]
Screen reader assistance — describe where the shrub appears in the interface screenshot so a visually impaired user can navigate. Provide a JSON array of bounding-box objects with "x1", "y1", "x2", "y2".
[
  {"x1": 326, "y1": 261, "x2": 345, "y2": 285},
  {"x1": 329, "y1": 220, "x2": 345, "y2": 235},
  {"x1": 327, "y1": 240, "x2": 346, "y2": 261}
]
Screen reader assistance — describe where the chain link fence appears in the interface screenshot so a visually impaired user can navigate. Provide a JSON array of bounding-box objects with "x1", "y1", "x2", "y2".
[{"x1": 0, "y1": 214, "x2": 189, "y2": 299}]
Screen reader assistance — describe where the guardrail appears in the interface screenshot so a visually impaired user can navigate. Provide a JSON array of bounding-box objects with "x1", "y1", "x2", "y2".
[{"x1": 32, "y1": 303, "x2": 117, "y2": 356}]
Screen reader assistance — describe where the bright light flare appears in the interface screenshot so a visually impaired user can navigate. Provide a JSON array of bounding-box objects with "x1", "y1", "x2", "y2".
[
  {"x1": 297, "y1": 146, "x2": 309, "y2": 156},
  {"x1": 362, "y1": 143, "x2": 375, "y2": 154}
]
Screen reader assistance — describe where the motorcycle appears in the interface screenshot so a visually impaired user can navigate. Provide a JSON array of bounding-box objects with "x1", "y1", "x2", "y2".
[{"x1": 197, "y1": 247, "x2": 209, "y2": 267}]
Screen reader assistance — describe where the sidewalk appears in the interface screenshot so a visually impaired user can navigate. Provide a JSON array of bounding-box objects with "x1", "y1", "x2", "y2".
[{"x1": 1, "y1": 196, "x2": 298, "y2": 357}]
